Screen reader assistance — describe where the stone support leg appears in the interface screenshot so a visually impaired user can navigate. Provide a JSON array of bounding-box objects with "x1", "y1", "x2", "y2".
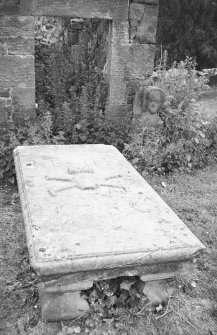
[{"x1": 38, "y1": 280, "x2": 93, "y2": 322}]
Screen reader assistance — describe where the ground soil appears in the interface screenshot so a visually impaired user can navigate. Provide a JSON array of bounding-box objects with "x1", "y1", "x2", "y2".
[{"x1": 0, "y1": 163, "x2": 217, "y2": 335}]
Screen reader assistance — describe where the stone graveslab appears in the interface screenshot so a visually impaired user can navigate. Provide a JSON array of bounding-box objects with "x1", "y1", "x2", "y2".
[{"x1": 14, "y1": 144, "x2": 205, "y2": 321}]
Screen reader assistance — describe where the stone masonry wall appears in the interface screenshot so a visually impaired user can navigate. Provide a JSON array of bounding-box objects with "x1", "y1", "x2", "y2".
[
  {"x1": 108, "y1": 0, "x2": 159, "y2": 116},
  {"x1": 0, "y1": 15, "x2": 35, "y2": 124},
  {"x1": 0, "y1": 0, "x2": 159, "y2": 123}
]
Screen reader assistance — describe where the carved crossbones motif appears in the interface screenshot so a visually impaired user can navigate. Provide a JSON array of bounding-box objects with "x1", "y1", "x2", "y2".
[{"x1": 46, "y1": 171, "x2": 125, "y2": 196}]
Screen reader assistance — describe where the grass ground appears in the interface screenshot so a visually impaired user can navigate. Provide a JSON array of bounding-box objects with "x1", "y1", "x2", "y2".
[{"x1": 0, "y1": 164, "x2": 217, "y2": 335}]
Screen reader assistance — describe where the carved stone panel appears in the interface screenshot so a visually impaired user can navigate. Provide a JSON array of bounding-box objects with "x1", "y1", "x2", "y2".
[{"x1": 133, "y1": 85, "x2": 165, "y2": 130}]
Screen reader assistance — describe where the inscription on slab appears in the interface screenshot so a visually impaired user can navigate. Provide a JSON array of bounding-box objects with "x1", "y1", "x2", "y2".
[{"x1": 14, "y1": 145, "x2": 205, "y2": 277}]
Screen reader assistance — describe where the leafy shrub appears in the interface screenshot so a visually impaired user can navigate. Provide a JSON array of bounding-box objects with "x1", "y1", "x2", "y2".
[
  {"x1": 124, "y1": 56, "x2": 217, "y2": 174},
  {"x1": 0, "y1": 112, "x2": 65, "y2": 183},
  {"x1": 156, "y1": 0, "x2": 217, "y2": 70},
  {"x1": 35, "y1": 17, "x2": 130, "y2": 148},
  {"x1": 35, "y1": 18, "x2": 109, "y2": 117}
]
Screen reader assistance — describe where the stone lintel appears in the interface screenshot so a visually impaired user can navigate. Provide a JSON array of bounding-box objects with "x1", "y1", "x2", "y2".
[
  {"x1": 0, "y1": 0, "x2": 129, "y2": 21},
  {"x1": 131, "y1": 0, "x2": 159, "y2": 5}
]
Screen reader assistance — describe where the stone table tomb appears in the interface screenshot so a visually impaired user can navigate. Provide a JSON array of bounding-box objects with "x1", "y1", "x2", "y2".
[{"x1": 14, "y1": 144, "x2": 205, "y2": 321}]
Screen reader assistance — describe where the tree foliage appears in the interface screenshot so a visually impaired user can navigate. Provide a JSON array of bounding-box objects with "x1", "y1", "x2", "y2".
[{"x1": 156, "y1": 0, "x2": 217, "y2": 69}]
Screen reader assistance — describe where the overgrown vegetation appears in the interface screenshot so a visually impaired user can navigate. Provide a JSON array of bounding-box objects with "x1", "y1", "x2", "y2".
[
  {"x1": 156, "y1": 0, "x2": 217, "y2": 70},
  {"x1": 124, "y1": 55, "x2": 217, "y2": 174},
  {"x1": 0, "y1": 17, "x2": 217, "y2": 183},
  {"x1": 0, "y1": 18, "x2": 129, "y2": 182},
  {"x1": 1, "y1": 54, "x2": 217, "y2": 181},
  {"x1": 35, "y1": 18, "x2": 112, "y2": 144}
]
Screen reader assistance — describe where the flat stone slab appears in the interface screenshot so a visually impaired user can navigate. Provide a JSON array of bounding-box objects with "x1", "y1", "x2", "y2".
[
  {"x1": 14, "y1": 144, "x2": 204, "y2": 275},
  {"x1": 14, "y1": 144, "x2": 205, "y2": 321}
]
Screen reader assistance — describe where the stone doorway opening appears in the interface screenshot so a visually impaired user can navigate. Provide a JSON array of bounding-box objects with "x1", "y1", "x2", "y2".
[{"x1": 34, "y1": 17, "x2": 111, "y2": 134}]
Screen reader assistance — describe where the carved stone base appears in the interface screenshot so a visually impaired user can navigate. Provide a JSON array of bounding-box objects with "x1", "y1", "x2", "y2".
[
  {"x1": 38, "y1": 281, "x2": 93, "y2": 322},
  {"x1": 40, "y1": 291, "x2": 89, "y2": 322}
]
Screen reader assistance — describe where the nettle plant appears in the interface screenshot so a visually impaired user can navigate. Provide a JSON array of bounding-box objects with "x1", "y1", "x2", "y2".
[{"x1": 124, "y1": 55, "x2": 217, "y2": 174}]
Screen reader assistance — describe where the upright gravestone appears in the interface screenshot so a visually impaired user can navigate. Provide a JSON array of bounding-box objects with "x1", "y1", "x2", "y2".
[{"x1": 14, "y1": 144, "x2": 205, "y2": 321}]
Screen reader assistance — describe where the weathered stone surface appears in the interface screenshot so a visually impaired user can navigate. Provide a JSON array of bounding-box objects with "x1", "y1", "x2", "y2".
[
  {"x1": 108, "y1": 21, "x2": 129, "y2": 111},
  {"x1": 35, "y1": 0, "x2": 128, "y2": 20},
  {"x1": 39, "y1": 260, "x2": 196, "y2": 289},
  {"x1": 7, "y1": 36, "x2": 34, "y2": 55},
  {"x1": 0, "y1": 16, "x2": 34, "y2": 37},
  {"x1": 14, "y1": 144, "x2": 205, "y2": 321},
  {"x1": 133, "y1": 86, "x2": 165, "y2": 129},
  {"x1": 129, "y1": 3, "x2": 159, "y2": 43},
  {"x1": 14, "y1": 144, "x2": 205, "y2": 277},
  {"x1": 38, "y1": 278, "x2": 92, "y2": 322},
  {"x1": 136, "y1": 5, "x2": 158, "y2": 43},
  {"x1": 0, "y1": 55, "x2": 34, "y2": 87},
  {"x1": 0, "y1": 0, "x2": 35, "y2": 15},
  {"x1": 142, "y1": 281, "x2": 173, "y2": 304},
  {"x1": 0, "y1": 36, "x2": 34, "y2": 55},
  {"x1": 41, "y1": 280, "x2": 93, "y2": 294},
  {"x1": 0, "y1": 0, "x2": 128, "y2": 20},
  {"x1": 12, "y1": 86, "x2": 35, "y2": 112},
  {"x1": 131, "y1": 0, "x2": 159, "y2": 4},
  {"x1": 0, "y1": 41, "x2": 8, "y2": 55},
  {"x1": 40, "y1": 291, "x2": 90, "y2": 322},
  {"x1": 126, "y1": 43, "x2": 156, "y2": 79},
  {"x1": 129, "y1": 3, "x2": 144, "y2": 22},
  {"x1": 108, "y1": 16, "x2": 156, "y2": 113}
]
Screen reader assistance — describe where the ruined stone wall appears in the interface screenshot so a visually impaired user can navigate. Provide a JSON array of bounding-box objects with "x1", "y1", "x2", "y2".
[
  {"x1": 0, "y1": 15, "x2": 35, "y2": 124},
  {"x1": 0, "y1": 0, "x2": 158, "y2": 123},
  {"x1": 108, "y1": 0, "x2": 159, "y2": 117}
]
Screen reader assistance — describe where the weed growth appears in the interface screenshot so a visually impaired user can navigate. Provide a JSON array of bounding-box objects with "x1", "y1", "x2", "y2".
[{"x1": 124, "y1": 54, "x2": 217, "y2": 174}]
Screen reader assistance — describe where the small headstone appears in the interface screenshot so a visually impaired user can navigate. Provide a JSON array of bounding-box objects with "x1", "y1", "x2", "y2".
[{"x1": 133, "y1": 85, "x2": 165, "y2": 132}]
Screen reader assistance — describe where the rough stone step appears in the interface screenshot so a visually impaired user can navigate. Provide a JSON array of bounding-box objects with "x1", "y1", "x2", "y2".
[{"x1": 14, "y1": 144, "x2": 205, "y2": 322}]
